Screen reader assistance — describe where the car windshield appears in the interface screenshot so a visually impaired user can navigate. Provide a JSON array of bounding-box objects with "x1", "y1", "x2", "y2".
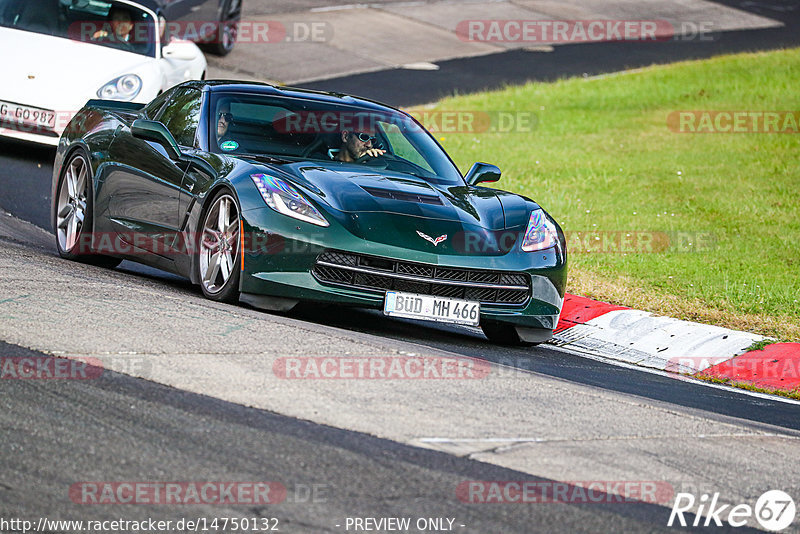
[
  {"x1": 210, "y1": 93, "x2": 465, "y2": 185},
  {"x1": 0, "y1": 0, "x2": 157, "y2": 57}
]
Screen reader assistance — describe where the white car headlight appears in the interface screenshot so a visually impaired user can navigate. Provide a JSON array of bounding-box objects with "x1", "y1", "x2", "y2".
[
  {"x1": 521, "y1": 209, "x2": 558, "y2": 252},
  {"x1": 251, "y1": 174, "x2": 329, "y2": 227},
  {"x1": 97, "y1": 74, "x2": 142, "y2": 101}
]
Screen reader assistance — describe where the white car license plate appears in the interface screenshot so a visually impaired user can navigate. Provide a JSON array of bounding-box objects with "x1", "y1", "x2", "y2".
[
  {"x1": 0, "y1": 100, "x2": 56, "y2": 130},
  {"x1": 383, "y1": 291, "x2": 480, "y2": 326}
]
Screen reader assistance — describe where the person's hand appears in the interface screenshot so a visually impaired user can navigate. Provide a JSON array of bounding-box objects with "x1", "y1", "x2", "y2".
[
  {"x1": 355, "y1": 148, "x2": 388, "y2": 164},
  {"x1": 363, "y1": 148, "x2": 385, "y2": 158},
  {"x1": 92, "y1": 29, "x2": 110, "y2": 39}
]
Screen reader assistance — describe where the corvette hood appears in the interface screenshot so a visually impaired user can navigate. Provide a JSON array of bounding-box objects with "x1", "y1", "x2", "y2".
[
  {"x1": 0, "y1": 28, "x2": 155, "y2": 115},
  {"x1": 292, "y1": 164, "x2": 504, "y2": 227},
  {"x1": 266, "y1": 162, "x2": 535, "y2": 256}
]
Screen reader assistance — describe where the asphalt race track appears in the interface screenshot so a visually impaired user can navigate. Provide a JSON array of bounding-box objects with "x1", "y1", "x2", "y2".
[
  {"x1": 1, "y1": 239, "x2": 796, "y2": 533},
  {"x1": 1, "y1": 340, "x2": 768, "y2": 534},
  {"x1": 2, "y1": 2, "x2": 800, "y2": 533},
  {"x1": 301, "y1": 0, "x2": 800, "y2": 107}
]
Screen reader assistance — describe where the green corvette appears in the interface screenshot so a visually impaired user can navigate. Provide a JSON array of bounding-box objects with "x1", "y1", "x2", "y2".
[{"x1": 51, "y1": 80, "x2": 567, "y2": 345}]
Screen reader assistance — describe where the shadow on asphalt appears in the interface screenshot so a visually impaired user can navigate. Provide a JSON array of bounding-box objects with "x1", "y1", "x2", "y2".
[{"x1": 287, "y1": 305, "x2": 800, "y2": 432}]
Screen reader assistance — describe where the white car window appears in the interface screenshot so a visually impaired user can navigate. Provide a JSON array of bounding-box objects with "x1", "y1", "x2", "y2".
[{"x1": 0, "y1": 0, "x2": 157, "y2": 57}]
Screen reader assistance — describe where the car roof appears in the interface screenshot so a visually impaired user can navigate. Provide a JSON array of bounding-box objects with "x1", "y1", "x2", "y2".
[
  {"x1": 197, "y1": 80, "x2": 402, "y2": 115},
  {"x1": 124, "y1": 0, "x2": 167, "y2": 13}
]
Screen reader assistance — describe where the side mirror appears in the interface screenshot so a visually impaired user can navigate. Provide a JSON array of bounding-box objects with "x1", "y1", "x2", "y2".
[
  {"x1": 465, "y1": 162, "x2": 501, "y2": 186},
  {"x1": 131, "y1": 119, "x2": 182, "y2": 160},
  {"x1": 162, "y1": 41, "x2": 199, "y2": 61}
]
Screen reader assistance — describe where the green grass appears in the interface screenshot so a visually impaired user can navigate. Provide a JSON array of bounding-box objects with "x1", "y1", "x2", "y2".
[
  {"x1": 416, "y1": 49, "x2": 800, "y2": 339},
  {"x1": 745, "y1": 338, "x2": 783, "y2": 352}
]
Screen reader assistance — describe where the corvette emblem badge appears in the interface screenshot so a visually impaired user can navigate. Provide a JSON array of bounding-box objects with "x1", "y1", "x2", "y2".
[{"x1": 416, "y1": 231, "x2": 447, "y2": 246}]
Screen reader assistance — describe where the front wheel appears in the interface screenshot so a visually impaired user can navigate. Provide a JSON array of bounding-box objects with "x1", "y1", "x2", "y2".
[
  {"x1": 197, "y1": 190, "x2": 241, "y2": 303},
  {"x1": 54, "y1": 150, "x2": 121, "y2": 268}
]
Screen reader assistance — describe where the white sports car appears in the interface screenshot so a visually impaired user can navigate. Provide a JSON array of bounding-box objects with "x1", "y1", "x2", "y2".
[{"x1": 0, "y1": 0, "x2": 206, "y2": 145}]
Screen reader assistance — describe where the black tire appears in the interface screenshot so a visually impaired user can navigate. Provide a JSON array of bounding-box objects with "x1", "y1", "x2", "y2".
[
  {"x1": 54, "y1": 150, "x2": 121, "y2": 268},
  {"x1": 196, "y1": 189, "x2": 241, "y2": 303},
  {"x1": 202, "y1": 18, "x2": 237, "y2": 56},
  {"x1": 481, "y1": 321, "x2": 538, "y2": 346}
]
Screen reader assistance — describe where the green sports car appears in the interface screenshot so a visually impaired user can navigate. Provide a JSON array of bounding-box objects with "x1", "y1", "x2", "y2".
[{"x1": 51, "y1": 80, "x2": 567, "y2": 345}]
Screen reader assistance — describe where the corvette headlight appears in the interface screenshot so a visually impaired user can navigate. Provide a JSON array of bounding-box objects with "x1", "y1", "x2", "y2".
[
  {"x1": 521, "y1": 209, "x2": 558, "y2": 252},
  {"x1": 251, "y1": 174, "x2": 329, "y2": 227},
  {"x1": 97, "y1": 74, "x2": 142, "y2": 100}
]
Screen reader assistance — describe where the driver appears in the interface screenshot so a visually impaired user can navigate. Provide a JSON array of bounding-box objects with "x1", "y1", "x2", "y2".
[
  {"x1": 92, "y1": 5, "x2": 135, "y2": 46},
  {"x1": 216, "y1": 103, "x2": 239, "y2": 151},
  {"x1": 333, "y1": 130, "x2": 385, "y2": 162}
]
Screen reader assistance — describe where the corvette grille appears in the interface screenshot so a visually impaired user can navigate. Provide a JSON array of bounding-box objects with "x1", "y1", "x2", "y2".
[{"x1": 313, "y1": 251, "x2": 530, "y2": 305}]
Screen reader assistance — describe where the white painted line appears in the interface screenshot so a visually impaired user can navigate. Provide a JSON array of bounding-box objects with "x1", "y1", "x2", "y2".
[
  {"x1": 419, "y1": 433, "x2": 789, "y2": 443},
  {"x1": 310, "y1": 4, "x2": 369, "y2": 12},
  {"x1": 419, "y1": 437, "x2": 547, "y2": 443},
  {"x1": 523, "y1": 45, "x2": 554, "y2": 53},
  {"x1": 401, "y1": 61, "x2": 440, "y2": 70}
]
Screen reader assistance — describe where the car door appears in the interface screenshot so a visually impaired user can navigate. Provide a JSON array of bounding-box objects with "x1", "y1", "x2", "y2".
[
  {"x1": 104, "y1": 87, "x2": 202, "y2": 257},
  {"x1": 159, "y1": 41, "x2": 204, "y2": 88}
]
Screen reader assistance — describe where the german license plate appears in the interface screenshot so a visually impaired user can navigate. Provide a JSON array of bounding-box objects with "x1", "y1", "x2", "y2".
[
  {"x1": 383, "y1": 291, "x2": 480, "y2": 326},
  {"x1": 0, "y1": 100, "x2": 56, "y2": 130}
]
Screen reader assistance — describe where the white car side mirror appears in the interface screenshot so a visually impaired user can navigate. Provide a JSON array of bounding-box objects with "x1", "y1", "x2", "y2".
[{"x1": 162, "y1": 42, "x2": 199, "y2": 61}]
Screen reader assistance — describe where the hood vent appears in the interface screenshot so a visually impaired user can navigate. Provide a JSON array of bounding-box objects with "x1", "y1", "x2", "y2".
[{"x1": 361, "y1": 186, "x2": 443, "y2": 205}]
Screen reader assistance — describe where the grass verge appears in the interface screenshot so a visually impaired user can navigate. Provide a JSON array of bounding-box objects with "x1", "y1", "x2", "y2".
[
  {"x1": 422, "y1": 48, "x2": 800, "y2": 339},
  {"x1": 694, "y1": 374, "x2": 800, "y2": 400}
]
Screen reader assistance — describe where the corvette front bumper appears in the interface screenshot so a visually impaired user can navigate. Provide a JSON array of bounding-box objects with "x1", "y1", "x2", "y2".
[{"x1": 238, "y1": 207, "x2": 567, "y2": 331}]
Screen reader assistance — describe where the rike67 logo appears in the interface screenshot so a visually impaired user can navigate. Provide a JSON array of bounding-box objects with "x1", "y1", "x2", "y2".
[{"x1": 668, "y1": 490, "x2": 796, "y2": 531}]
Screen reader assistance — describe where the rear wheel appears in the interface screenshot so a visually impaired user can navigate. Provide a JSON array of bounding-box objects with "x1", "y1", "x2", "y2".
[
  {"x1": 54, "y1": 150, "x2": 121, "y2": 268},
  {"x1": 202, "y1": 6, "x2": 237, "y2": 56},
  {"x1": 197, "y1": 190, "x2": 241, "y2": 303}
]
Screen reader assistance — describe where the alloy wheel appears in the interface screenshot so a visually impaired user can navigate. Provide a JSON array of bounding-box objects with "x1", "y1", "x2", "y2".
[
  {"x1": 199, "y1": 193, "x2": 240, "y2": 294},
  {"x1": 56, "y1": 153, "x2": 89, "y2": 253}
]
